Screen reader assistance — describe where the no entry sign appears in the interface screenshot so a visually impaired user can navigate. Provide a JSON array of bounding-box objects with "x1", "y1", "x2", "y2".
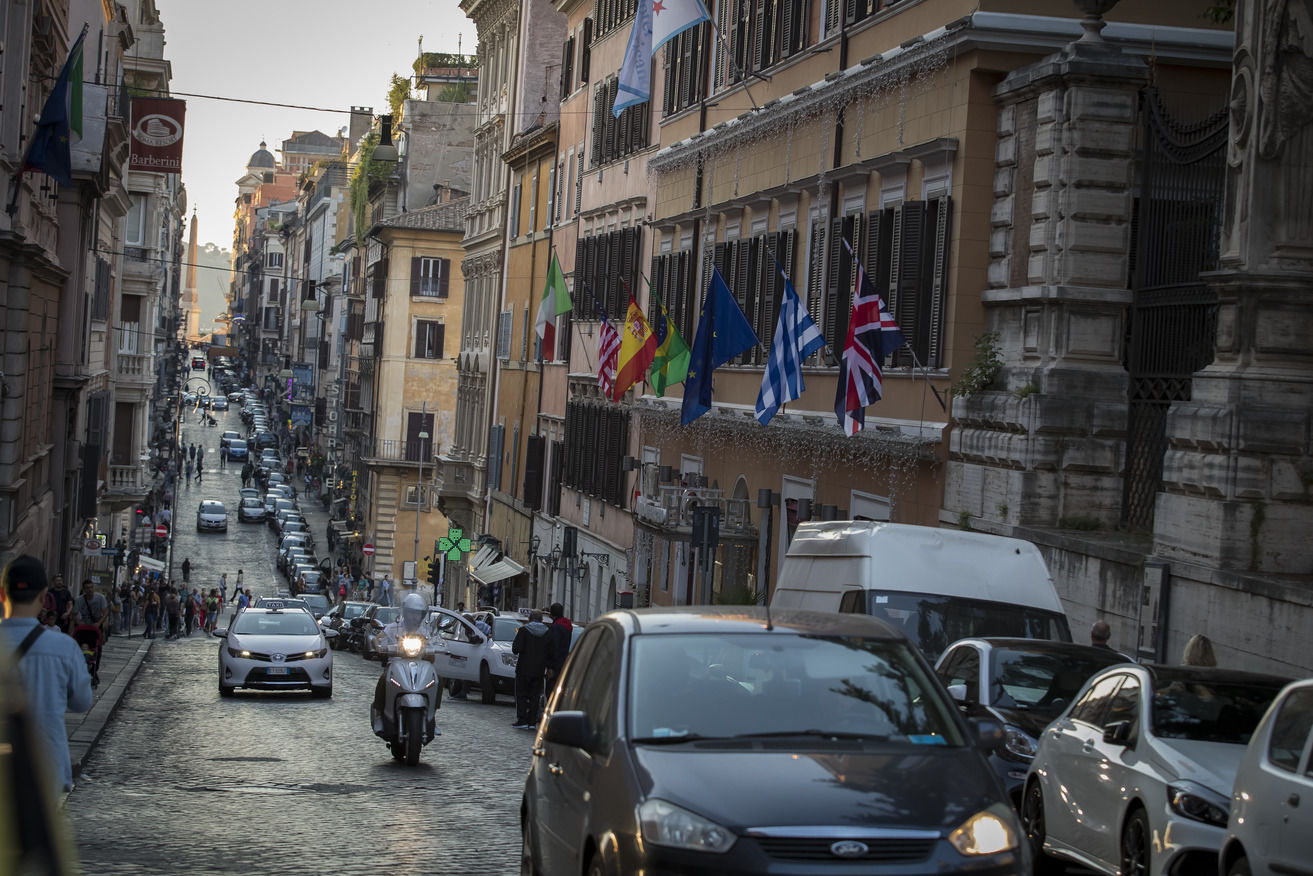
[
  {"x1": 155, "y1": 523, "x2": 168, "y2": 538},
  {"x1": 362, "y1": 543, "x2": 375, "y2": 556}
]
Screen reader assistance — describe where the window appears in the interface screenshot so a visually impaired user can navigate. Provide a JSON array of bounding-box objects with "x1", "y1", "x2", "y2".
[
  {"x1": 125, "y1": 195, "x2": 146, "y2": 246},
  {"x1": 563, "y1": 400, "x2": 630, "y2": 505},
  {"x1": 413, "y1": 320, "x2": 444, "y2": 359},
  {"x1": 547, "y1": 163, "x2": 557, "y2": 229},
  {"x1": 405, "y1": 411, "x2": 434, "y2": 463},
  {"x1": 818, "y1": 198, "x2": 952, "y2": 368},
  {"x1": 574, "y1": 151, "x2": 584, "y2": 215},
  {"x1": 573, "y1": 627, "x2": 619, "y2": 754},
  {"x1": 1069, "y1": 676, "x2": 1123, "y2": 728},
  {"x1": 663, "y1": 23, "x2": 709, "y2": 117},
  {"x1": 1267, "y1": 688, "x2": 1313, "y2": 773},
  {"x1": 523, "y1": 434, "x2": 545, "y2": 510},
  {"x1": 92, "y1": 256, "x2": 111, "y2": 321},
  {"x1": 560, "y1": 32, "x2": 576, "y2": 99},
  {"x1": 715, "y1": 0, "x2": 808, "y2": 91},
  {"x1": 573, "y1": 227, "x2": 643, "y2": 320},
  {"x1": 713, "y1": 229, "x2": 796, "y2": 365},
  {"x1": 650, "y1": 248, "x2": 697, "y2": 347},
  {"x1": 937, "y1": 646, "x2": 980, "y2": 703},
  {"x1": 595, "y1": 0, "x2": 638, "y2": 38},
  {"x1": 488, "y1": 425, "x2": 505, "y2": 492},
  {"x1": 266, "y1": 251, "x2": 284, "y2": 269},
  {"x1": 266, "y1": 277, "x2": 280, "y2": 306},
  {"x1": 1104, "y1": 676, "x2": 1141, "y2": 728},
  {"x1": 591, "y1": 79, "x2": 649, "y2": 167},
  {"x1": 496, "y1": 309, "x2": 513, "y2": 360},
  {"x1": 411, "y1": 257, "x2": 450, "y2": 298}
]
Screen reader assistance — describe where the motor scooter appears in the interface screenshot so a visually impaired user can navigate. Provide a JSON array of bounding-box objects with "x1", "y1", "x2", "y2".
[{"x1": 370, "y1": 627, "x2": 445, "y2": 765}]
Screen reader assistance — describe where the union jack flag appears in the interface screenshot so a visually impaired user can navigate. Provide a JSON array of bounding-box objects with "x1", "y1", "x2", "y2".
[
  {"x1": 835, "y1": 237, "x2": 905, "y2": 437},
  {"x1": 597, "y1": 309, "x2": 621, "y2": 399}
]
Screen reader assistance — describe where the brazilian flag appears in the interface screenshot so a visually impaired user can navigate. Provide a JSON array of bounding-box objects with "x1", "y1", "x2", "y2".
[{"x1": 646, "y1": 279, "x2": 691, "y2": 397}]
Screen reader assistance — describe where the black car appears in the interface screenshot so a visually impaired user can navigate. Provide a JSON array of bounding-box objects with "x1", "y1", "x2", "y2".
[
  {"x1": 521, "y1": 607, "x2": 1024, "y2": 876},
  {"x1": 934, "y1": 638, "x2": 1130, "y2": 807},
  {"x1": 321, "y1": 601, "x2": 371, "y2": 649},
  {"x1": 354, "y1": 604, "x2": 400, "y2": 658}
]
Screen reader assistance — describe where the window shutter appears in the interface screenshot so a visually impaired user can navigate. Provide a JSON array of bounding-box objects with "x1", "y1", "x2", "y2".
[
  {"x1": 410, "y1": 257, "x2": 422, "y2": 296},
  {"x1": 561, "y1": 36, "x2": 574, "y2": 99},
  {"x1": 843, "y1": 0, "x2": 858, "y2": 25},
  {"x1": 580, "y1": 18, "x2": 593, "y2": 83},
  {"x1": 824, "y1": 0, "x2": 840, "y2": 36},
  {"x1": 806, "y1": 220, "x2": 825, "y2": 359},
  {"x1": 731, "y1": 0, "x2": 750, "y2": 82},
  {"x1": 435, "y1": 323, "x2": 445, "y2": 359},
  {"x1": 488, "y1": 425, "x2": 505, "y2": 492},
  {"x1": 574, "y1": 242, "x2": 587, "y2": 316},
  {"x1": 438, "y1": 258, "x2": 450, "y2": 297},
  {"x1": 732, "y1": 239, "x2": 753, "y2": 363},
  {"x1": 414, "y1": 323, "x2": 424, "y2": 358},
  {"x1": 591, "y1": 87, "x2": 606, "y2": 166},
  {"x1": 663, "y1": 43, "x2": 676, "y2": 117},
  {"x1": 563, "y1": 404, "x2": 577, "y2": 488},
  {"x1": 753, "y1": 0, "x2": 768, "y2": 71},
  {"x1": 585, "y1": 236, "x2": 600, "y2": 318},
  {"x1": 823, "y1": 216, "x2": 843, "y2": 353},
  {"x1": 548, "y1": 439, "x2": 564, "y2": 515},
  {"x1": 618, "y1": 104, "x2": 633, "y2": 160},
  {"x1": 927, "y1": 196, "x2": 952, "y2": 368},
  {"x1": 574, "y1": 151, "x2": 584, "y2": 215},
  {"x1": 604, "y1": 79, "x2": 619, "y2": 161},
  {"x1": 781, "y1": 0, "x2": 798, "y2": 57},
  {"x1": 714, "y1": 0, "x2": 731, "y2": 90},
  {"x1": 524, "y1": 434, "x2": 545, "y2": 510},
  {"x1": 890, "y1": 201, "x2": 927, "y2": 368},
  {"x1": 680, "y1": 30, "x2": 695, "y2": 110}
]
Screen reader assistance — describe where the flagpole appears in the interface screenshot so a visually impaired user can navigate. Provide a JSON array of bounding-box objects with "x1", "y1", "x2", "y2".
[
  {"x1": 900, "y1": 343, "x2": 948, "y2": 413},
  {"x1": 707, "y1": 23, "x2": 762, "y2": 111}
]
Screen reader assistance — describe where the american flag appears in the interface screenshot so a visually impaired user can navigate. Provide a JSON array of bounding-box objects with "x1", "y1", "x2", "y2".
[
  {"x1": 835, "y1": 238, "x2": 905, "y2": 437},
  {"x1": 597, "y1": 310, "x2": 621, "y2": 399}
]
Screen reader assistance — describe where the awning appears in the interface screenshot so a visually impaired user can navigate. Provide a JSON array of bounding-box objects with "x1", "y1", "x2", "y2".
[
  {"x1": 467, "y1": 544, "x2": 526, "y2": 586},
  {"x1": 137, "y1": 556, "x2": 166, "y2": 572}
]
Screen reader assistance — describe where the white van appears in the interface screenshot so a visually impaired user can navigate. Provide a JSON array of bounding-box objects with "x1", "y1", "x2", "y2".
[{"x1": 770, "y1": 521, "x2": 1071, "y2": 659}]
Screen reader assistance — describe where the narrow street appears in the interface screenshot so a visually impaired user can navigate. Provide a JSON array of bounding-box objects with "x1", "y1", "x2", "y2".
[{"x1": 65, "y1": 406, "x2": 533, "y2": 876}]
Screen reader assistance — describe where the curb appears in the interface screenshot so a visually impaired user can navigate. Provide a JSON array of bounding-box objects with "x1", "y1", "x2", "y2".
[{"x1": 69, "y1": 638, "x2": 153, "y2": 779}]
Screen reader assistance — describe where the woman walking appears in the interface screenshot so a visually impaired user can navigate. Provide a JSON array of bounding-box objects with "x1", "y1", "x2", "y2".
[{"x1": 143, "y1": 588, "x2": 160, "y2": 639}]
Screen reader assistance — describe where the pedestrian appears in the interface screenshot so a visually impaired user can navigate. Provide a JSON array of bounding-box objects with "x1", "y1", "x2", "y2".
[
  {"x1": 142, "y1": 587, "x2": 159, "y2": 639},
  {"x1": 1182, "y1": 634, "x2": 1217, "y2": 667},
  {"x1": 118, "y1": 581, "x2": 133, "y2": 634},
  {"x1": 220, "y1": 573, "x2": 230, "y2": 602},
  {"x1": 545, "y1": 602, "x2": 574, "y2": 689},
  {"x1": 0, "y1": 555, "x2": 95, "y2": 800},
  {"x1": 511, "y1": 611, "x2": 552, "y2": 729},
  {"x1": 184, "y1": 458, "x2": 192, "y2": 480},
  {"x1": 236, "y1": 589, "x2": 251, "y2": 611},
  {"x1": 44, "y1": 573, "x2": 75, "y2": 634},
  {"x1": 184, "y1": 588, "x2": 197, "y2": 635},
  {"x1": 181, "y1": 557, "x2": 191, "y2": 583},
  {"x1": 203, "y1": 589, "x2": 220, "y2": 633},
  {"x1": 1089, "y1": 620, "x2": 1114, "y2": 650},
  {"x1": 236, "y1": 569, "x2": 244, "y2": 593},
  {"x1": 164, "y1": 587, "x2": 182, "y2": 640},
  {"x1": 337, "y1": 578, "x2": 348, "y2": 603},
  {"x1": 379, "y1": 575, "x2": 391, "y2": 607},
  {"x1": 194, "y1": 461, "x2": 203, "y2": 483},
  {"x1": 188, "y1": 442, "x2": 196, "y2": 461},
  {"x1": 73, "y1": 580, "x2": 110, "y2": 639},
  {"x1": 219, "y1": 444, "x2": 228, "y2": 468},
  {"x1": 366, "y1": 576, "x2": 375, "y2": 603}
]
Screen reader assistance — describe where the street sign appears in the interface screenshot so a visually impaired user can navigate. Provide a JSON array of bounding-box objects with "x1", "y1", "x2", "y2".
[
  {"x1": 154, "y1": 523, "x2": 168, "y2": 538},
  {"x1": 362, "y1": 543, "x2": 375, "y2": 556},
  {"x1": 438, "y1": 527, "x2": 472, "y2": 561}
]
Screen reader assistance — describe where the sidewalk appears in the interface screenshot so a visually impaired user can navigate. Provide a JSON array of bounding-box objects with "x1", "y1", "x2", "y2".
[{"x1": 66, "y1": 632, "x2": 152, "y2": 780}]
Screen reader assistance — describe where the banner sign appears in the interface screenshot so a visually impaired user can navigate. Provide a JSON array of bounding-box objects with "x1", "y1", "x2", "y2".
[
  {"x1": 290, "y1": 404, "x2": 313, "y2": 428},
  {"x1": 292, "y1": 362, "x2": 315, "y2": 402},
  {"x1": 128, "y1": 97, "x2": 186, "y2": 173}
]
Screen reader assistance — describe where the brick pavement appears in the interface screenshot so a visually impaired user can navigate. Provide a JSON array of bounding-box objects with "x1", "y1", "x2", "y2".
[{"x1": 66, "y1": 632, "x2": 152, "y2": 783}]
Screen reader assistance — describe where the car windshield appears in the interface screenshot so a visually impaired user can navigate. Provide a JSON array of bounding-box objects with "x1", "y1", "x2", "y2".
[
  {"x1": 493, "y1": 617, "x2": 523, "y2": 643},
  {"x1": 1151, "y1": 674, "x2": 1286, "y2": 743},
  {"x1": 230, "y1": 440, "x2": 247, "y2": 450},
  {"x1": 231, "y1": 612, "x2": 320, "y2": 636},
  {"x1": 240, "y1": 498, "x2": 261, "y2": 508},
  {"x1": 374, "y1": 607, "x2": 399, "y2": 625},
  {"x1": 861, "y1": 591, "x2": 1071, "y2": 660},
  {"x1": 988, "y1": 646, "x2": 1127, "y2": 719},
  {"x1": 629, "y1": 633, "x2": 964, "y2": 745},
  {"x1": 342, "y1": 602, "x2": 367, "y2": 618}
]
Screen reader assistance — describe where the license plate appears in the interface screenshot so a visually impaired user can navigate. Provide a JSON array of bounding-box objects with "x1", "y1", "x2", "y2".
[{"x1": 267, "y1": 667, "x2": 289, "y2": 675}]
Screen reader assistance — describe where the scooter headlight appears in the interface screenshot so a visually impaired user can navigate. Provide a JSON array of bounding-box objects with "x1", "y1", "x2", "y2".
[{"x1": 400, "y1": 635, "x2": 424, "y2": 657}]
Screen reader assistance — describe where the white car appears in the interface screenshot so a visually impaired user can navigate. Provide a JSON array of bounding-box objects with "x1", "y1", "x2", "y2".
[
  {"x1": 214, "y1": 607, "x2": 335, "y2": 697},
  {"x1": 429, "y1": 608, "x2": 524, "y2": 704},
  {"x1": 196, "y1": 500, "x2": 228, "y2": 532},
  {"x1": 1219, "y1": 678, "x2": 1313, "y2": 876},
  {"x1": 1022, "y1": 664, "x2": 1289, "y2": 876}
]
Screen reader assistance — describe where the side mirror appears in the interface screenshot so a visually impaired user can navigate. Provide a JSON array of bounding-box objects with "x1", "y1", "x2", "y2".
[
  {"x1": 947, "y1": 683, "x2": 968, "y2": 703},
  {"x1": 469, "y1": 634, "x2": 484, "y2": 645},
  {"x1": 212, "y1": 629, "x2": 228, "y2": 639},
  {"x1": 1102, "y1": 720, "x2": 1134, "y2": 747},
  {"x1": 322, "y1": 629, "x2": 339, "y2": 639},
  {"x1": 542, "y1": 710, "x2": 596, "y2": 752},
  {"x1": 970, "y1": 717, "x2": 1005, "y2": 752},
  {"x1": 370, "y1": 619, "x2": 384, "y2": 630}
]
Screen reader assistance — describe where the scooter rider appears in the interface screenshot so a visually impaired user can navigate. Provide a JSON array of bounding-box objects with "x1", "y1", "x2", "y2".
[{"x1": 371, "y1": 592, "x2": 441, "y2": 732}]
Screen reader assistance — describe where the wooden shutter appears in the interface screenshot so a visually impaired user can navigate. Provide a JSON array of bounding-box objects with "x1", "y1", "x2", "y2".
[
  {"x1": 753, "y1": 0, "x2": 768, "y2": 71},
  {"x1": 434, "y1": 323, "x2": 445, "y2": 359},
  {"x1": 438, "y1": 258, "x2": 450, "y2": 297},
  {"x1": 591, "y1": 87, "x2": 606, "y2": 166},
  {"x1": 714, "y1": 0, "x2": 732, "y2": 89},
  {"x1": 580, "y1": 18, "x2": 593, "y2": 83},
  {"x1": 890, "y1": 201, "x2": 927, "y2": 368},
  {"x1": 488, "y1": 425, "x2": 505, "y2": 491},
  {"x1": 409, "y1": 257, "x2": 422, "y2": 296},
  {"x1": 524, "y1": 434, "x2": 545, "y2": 510},
  {"x1": 926, "y1": 196, "x2": 952, "y2": 368},
  {"x1": 732, "y1": 0, "x2": 750, "y2": 82},
  {"x1": 731, "y1": 239, "x2": 752, "y2": 364},
  {"x1": 605, "y1": 79, "x2": 619, "y2": 161},
  {"x1": 781, "y1": 0, "x2": 804, "y2": 57},
  {"x1": 663, "y1": 43, "x2": 677, "y2": 116}
]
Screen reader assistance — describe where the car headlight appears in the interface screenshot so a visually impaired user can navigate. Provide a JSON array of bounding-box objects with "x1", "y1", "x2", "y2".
[
  {"x1": 948, "y1": 804, "x2": 1019, "y2": 856},
  {"x1": 227, "y1": 647, "x2": 251, "y2": 658},
  {"x1": 501, "y1": 652, "x2": 518, "y2": 666},
  {"x1": 305, "y1": 649, "x2": 328, "y2": 659},
  {"x1": 1001, "y1": 725, "x2": 1038, "y2": 761},
  {"x1": 1168, "y1": 782, "x2": 1230, "y2": 827},
  {"x1": 638, "y1": 798, "x2": 735, "y2": 853},
  {"x1": 400, "y1": 635, "x2": 424, "y2": 657}
]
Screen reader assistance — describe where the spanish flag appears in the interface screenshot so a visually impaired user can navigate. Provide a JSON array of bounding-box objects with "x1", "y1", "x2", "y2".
[{"x1": 612, "y1": 293, "x2": 658, "y2": 401}]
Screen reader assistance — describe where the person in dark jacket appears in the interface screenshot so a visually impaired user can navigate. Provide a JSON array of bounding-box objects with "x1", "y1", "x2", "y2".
[
  {"x1": 545, "y1": 602, "x2": 574, "y2": 687},
  {"x1": 511, "y1": 611, "x2": 552, "y2": 729}
]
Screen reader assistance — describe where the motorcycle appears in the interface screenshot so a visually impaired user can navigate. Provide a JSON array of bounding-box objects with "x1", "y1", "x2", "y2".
[{"x1": 370, "y1": 623, "x2": 445, "y2": 765}]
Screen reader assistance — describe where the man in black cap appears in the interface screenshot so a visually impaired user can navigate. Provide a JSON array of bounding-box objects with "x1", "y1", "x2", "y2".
[{"x1": 0, "y1": 555, "x2": 94, "y2": 798}]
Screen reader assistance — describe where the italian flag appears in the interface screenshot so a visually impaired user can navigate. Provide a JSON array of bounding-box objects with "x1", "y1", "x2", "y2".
[{"x1": 535, "y1": 252, "x2": 573, "y2": 360}]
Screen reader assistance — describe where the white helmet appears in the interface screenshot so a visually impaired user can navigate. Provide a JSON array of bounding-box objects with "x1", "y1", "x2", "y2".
[{"x1": 401, "y1": 592, "x2": 427, "y2": 633}]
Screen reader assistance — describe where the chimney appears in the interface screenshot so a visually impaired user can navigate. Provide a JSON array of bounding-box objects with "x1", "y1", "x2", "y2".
[{"x1": 349, "y1": 106, "x2": 373, "y2": 150}]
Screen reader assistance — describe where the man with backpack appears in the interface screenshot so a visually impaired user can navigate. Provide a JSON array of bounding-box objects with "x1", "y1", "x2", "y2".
[{"x1": 0, "y1": 556, "x2": 94, "y2": 797}]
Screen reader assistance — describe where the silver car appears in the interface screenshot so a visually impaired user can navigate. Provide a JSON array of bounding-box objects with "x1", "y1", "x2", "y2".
[
  {"x1": 1219, "y1": 678, "x2": 1313, "y2": 876},
  {"x1": 214, "y1": 607, "x2": 335, "y2": 697},
  {"x1": 196, "y1": 500, "x2": 228, "y2": 532},
  {"x1": 1023, "y1": 665, "x2": 1289, "y2": 876}
]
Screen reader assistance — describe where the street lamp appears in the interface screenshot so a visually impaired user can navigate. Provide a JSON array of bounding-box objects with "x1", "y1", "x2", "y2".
[{"x1": 413, "y1": 428, "x2": 429, "y2": 568}]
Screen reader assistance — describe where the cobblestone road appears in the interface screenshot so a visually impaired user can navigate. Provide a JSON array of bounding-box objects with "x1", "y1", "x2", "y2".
[{"x1": 66, "y1": 405, "x2": 533, "y2": 876}]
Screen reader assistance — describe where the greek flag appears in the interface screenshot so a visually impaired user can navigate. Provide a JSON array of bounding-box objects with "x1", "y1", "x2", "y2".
[{"x1": 755, "y1": 254, "x2": 825, "y2": 426}]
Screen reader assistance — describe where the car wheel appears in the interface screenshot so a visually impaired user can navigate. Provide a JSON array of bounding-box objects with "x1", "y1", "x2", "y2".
[
  {"x1": 1120, "y1": 808, "x2": 1150, "y2": 876},
  {"x1": 480, "y1": 663, "x2": 496, "y2": 705},
  {"x1": 585, "y1": 850, "x2": 604, "y2": 876},
  {"x1": 1020, "y1": 780, "x2": 1062, "y2": 875},
  {"x1": 311, "y1": 685, "x2": 332, "y2": 699},
  {"x1": 520, "y1": 822, "x2": 540, "y2": 876},
  {"x1": 1228, "y1": 856, "x2": 1252, "y2": 876},
  {"x1": 219, "y1": 681, "x2": 234, "y2": 698}
]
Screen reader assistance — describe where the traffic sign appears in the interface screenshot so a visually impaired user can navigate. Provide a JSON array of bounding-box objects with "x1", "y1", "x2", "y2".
[
  {"x1": 155, "y1": 523, "x2": 168, "y2": 538},
  {"x1": 362, "y1": 543, "x2": 375, "y2": 556}
]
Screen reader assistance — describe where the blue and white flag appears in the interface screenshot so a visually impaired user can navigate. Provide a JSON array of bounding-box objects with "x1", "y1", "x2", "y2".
[
  {"x1": 614, "y1": 0, "x2": 653, "y2": 118},
  {"x1": 755, "y1": 254, "x2": 825, "y2": 426},
  {"x1": 614, "y1": 0, "x2": 710, "y2": 117}
]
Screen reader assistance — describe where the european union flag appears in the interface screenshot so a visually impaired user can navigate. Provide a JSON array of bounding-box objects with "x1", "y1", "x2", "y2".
[{"x1": 681, "y1": 266, "x2": 759, "y2": 425}]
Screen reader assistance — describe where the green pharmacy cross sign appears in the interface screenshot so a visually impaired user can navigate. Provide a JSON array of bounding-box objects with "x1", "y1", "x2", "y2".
[{"x1": 438, "y1": 527, "x2": 472, "y2": 561}]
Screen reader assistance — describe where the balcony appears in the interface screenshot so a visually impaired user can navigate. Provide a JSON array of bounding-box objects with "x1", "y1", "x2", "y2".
[
  {"x1": 104, "y1": 464, "x2": 149, "y2": 505},
  {"x1": 122, "y1": 246, "x2": 162, "y2": 281},
  {"x1": 114, "y1": 352, "x2": 151, "y2": 384},
  {"x1": 433, "y1": 453, "x2": 484, "y2": 516},
  {"x1": 360, "y1": 440, "x2": 439, "y2": 469},
  {"x1": 635, "y1": 485, "x2": 755, "y2": 536}
]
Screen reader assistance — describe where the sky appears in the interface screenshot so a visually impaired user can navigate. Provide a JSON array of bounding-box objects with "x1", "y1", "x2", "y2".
[{"x1": 160, "y1": 0, "x2": 476, "y2": 256}]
